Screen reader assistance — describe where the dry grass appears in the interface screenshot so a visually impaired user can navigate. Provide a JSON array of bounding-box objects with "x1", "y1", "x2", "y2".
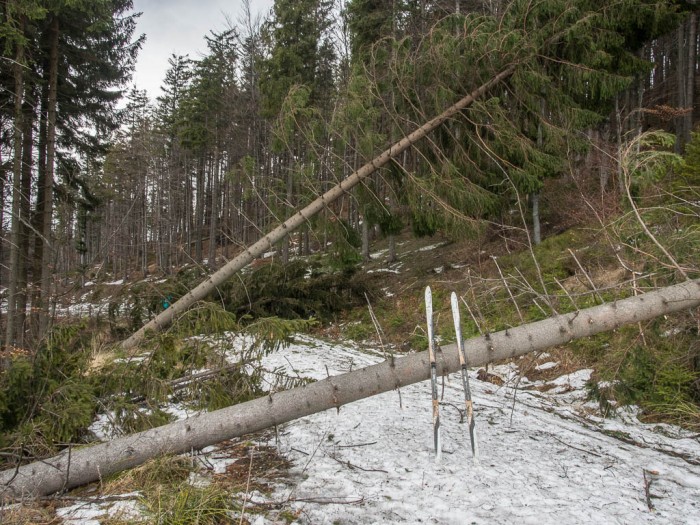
[{"x1": 0, "y1": 503, "x2": 59, "y2": 525}]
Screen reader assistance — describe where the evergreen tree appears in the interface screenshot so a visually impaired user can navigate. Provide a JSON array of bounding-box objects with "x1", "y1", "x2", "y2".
[
  {"x1": 0, "y1": 0, "x2": 142, "y2": 348},
  {"x1": 260, "y1": 0, "x2": 337, "y2": 262},
  {"x1": 352, "y1": 0, "x2": 682, "y2": 245}
]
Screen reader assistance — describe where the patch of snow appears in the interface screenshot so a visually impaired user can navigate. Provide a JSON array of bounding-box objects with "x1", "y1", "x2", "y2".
[
  {"x1": 162, "y1": 402, "x2": 199, "y2": 421},
  {"x1": 535, "y1": 361, "x2": 559, "y2": 371},
  {"x1": 550, "y1": 368, "x2": 593, "y2": 389},
  {"x1": 56, "y1": 299, "x2": 111, "y2": 318},
  {"x1": 434, "y1": 266, "x2": 444, "y2": 274},
  {"x1": 81, "y1": 335, "x2": 700, "y2": 525},
  {"x1": 105, "y1": 279, "x2": 124, "y2": 286},
  {"x1": 661, "y1": 327, "x2": 683, "y2": 337},
  {"x1": 249, "y1": 340, "x2": 699, "y2": 524},
  {"x1": 56, "y1": 502, "x2": 104, "y2": 525},
  {"x1": 194, "y1": 448, "x2": 240, "y2": 475},
  {"x1": 107, "y1": 498, "x2": 144, "y2": 521},
  {"x1": 367, "y1": 268, "x2": 401, "y2": 274},
  {"x1": 56, "y1": 494, "x2": 144, "y2": 525},
  {"x1": 114, "y1": 355, "x2": 147, "y2": 364},
  {"x1": 417, "y1": 242, "x2": 448, "y2": 252}
]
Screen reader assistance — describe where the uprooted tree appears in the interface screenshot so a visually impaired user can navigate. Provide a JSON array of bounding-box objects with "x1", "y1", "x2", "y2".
[{"x1": 2, "y1": 279, "x2": 699, "y2": 501}]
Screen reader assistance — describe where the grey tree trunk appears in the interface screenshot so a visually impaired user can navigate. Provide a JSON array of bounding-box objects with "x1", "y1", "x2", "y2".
[
  {"x1": 362, "y1": 218, "x2": 370, "y2": 261},
  {"x1": 2, "y1": 279, "x2": 699, "y2": 501},
  {"x1": 685, "y1": 12, "x2": 697, "y2": 148},
  {"x1": 37, "y1": 15, "x2": 59, "y2": 338},
  {"x1": 531, "y1": 192, "x2": 541, "y2": 245},
  {"x1": 388, "y1": 233, "x2": 397, "y2": 263},
  {"x1": 4, "y1": 12, "x2": 26, "y2": 354},
  {"x1": 120, "y1": 65, "x2": 517, "y2": 350}
]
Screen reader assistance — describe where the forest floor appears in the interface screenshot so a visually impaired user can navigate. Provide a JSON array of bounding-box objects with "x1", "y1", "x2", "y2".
[
  {"x1": 6, "y1": 231, "x2": 696, "y2": 524},
  {"x1": 53, "y1": 333, "x2": 700, "y2": 524}
]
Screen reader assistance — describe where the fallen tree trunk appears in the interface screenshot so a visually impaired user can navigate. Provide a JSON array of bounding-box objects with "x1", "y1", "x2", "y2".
[
  {"x1": 120, "y1": 65, "x2": 517, "y2": 350},
  {"x1": 2, "y1": 279, "x2": 699, "y2": 501}
]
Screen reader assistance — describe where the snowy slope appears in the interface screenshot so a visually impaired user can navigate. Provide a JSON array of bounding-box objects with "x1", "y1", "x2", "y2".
[
  {"x1": 257, "y1": 336, "x2": 700, "y2": 525},
  {"x1": 57, "y1": 335, "x2": 700, "y2": 524}
]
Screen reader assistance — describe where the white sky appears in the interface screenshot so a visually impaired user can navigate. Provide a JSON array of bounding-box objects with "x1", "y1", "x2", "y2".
[{"x1": 129, "y1": 0, "x2": 274, "y2": 100}]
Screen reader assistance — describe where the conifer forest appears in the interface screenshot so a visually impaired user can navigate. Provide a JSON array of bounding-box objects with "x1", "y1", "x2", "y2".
[{"x1": 1, "y1": 0, "x2": 700, "y2": 522}]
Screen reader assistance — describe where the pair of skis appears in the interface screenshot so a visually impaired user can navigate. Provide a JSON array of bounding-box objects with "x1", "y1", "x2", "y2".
[{"x1": 425, "y1": 286, "x2": 478, "y2": 461}]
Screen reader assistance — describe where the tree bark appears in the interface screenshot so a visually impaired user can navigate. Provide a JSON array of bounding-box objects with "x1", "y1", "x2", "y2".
[
  {"x1": 531, "y1": 191, "x2": 541, "y2": 245},
  {"x1": 36, "y1": 15, "x2": 59, "y2": 338},
  {"x1": 4, "y1": 10, "x2": 26, "y2": 354},
  {"x1": 15, "y1": 91, "x2": 36, "y2": 347},
  {"x1": 361, "y1": 218, "x2": 370, "y2": 261},
  {"x1": 121, "y1": 65, "x2": 517, "y2": 350},
  {"x1": 685, "y1": 12, "x2": 697, "y2": 148},
  {"x1": 3, "y1": 279, "x2": 699, "y2": 501}
]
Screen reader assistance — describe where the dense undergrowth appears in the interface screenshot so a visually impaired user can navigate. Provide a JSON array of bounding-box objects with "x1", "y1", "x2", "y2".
[
  {"x1": 0, "y1": 298, "x2": 314, "y2": 467},
  {"x1": 0, "y1": 253, "x2": 369, "y2": 467}
]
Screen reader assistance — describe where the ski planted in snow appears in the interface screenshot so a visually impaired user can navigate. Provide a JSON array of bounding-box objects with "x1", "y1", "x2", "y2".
[
  {"x1": 425, "y1": 286, "x2": 442, "y2": 460},
  {"x1": 451, "y1": 291, "x2": 479, "y2": 460}
]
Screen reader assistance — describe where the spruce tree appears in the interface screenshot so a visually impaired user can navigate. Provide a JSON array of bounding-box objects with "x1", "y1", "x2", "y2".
[{"x1": 260, "y1": 0, "x2": 337, "y2": 263}]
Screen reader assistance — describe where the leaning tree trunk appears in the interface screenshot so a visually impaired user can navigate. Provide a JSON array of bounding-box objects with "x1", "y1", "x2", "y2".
[
  {"x1": 121, "y1": 65, "x2": 517, "y2": 350},
  {"x1": 3, "y1": 279, "x2": 699, "y2": 501}
]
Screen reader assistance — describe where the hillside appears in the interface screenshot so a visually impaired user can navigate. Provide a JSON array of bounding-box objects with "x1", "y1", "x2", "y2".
[
  {"x1": 2, "y1": 2, "x2": 700, "y2": 523},
  {"x1": 32, "y1": 329, "x2": 700, "y2": 524}
]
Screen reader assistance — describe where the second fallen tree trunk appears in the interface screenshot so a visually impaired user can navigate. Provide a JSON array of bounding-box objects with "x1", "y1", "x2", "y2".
[{"x1": 2, "y1": 279, "x2": 699, "y2": 502}]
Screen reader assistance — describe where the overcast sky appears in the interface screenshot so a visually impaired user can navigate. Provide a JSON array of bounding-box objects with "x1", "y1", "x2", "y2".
[{"x1": 130, "y1": 0, "x2": 274, "y2": 99}]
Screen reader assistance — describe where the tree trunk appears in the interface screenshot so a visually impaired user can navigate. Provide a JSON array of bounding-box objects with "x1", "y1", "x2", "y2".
[
  {"x1": 388, "y1": 233, "x2": 397, "y2": 263},
  {"x1": 361, "y1": 218, "x2": 370, "y2": 261},
  {"x1": 37, "y1": 15, "x2": 59, "y2": 338},
  {"x1": 676, "y1": 21, "x2": 686, "y2": 153},
  {"x1": 531, "y1": 192, "x2": 541, "y2": 245},
  {"x1": 685, "y1": 12, "x2": 697, "y2": 148},
  {"x1": 4, "y1": 12, "x2": 26, "y2": 354},
  {"x1": 2, "y1": 279, "x2": 699, "y2": 501},
  {"x1": 15, "y1": 92, "x2": 36, "y2": 347},
  {"x1": 194, "y1": 156, "x2": 205, "y2": 263},
  {"x1": 0, "y1": 134, "x2": 5, "y2": 299},
  {"x1": 121, "y1": 65, "x2": 517, "y2": 350},
  {"x1": 31, "y1": 71, "x2": 50, "y2": 338},
  {"x1": 207, "y1": 149, "x2": 221, "y2": 267}
]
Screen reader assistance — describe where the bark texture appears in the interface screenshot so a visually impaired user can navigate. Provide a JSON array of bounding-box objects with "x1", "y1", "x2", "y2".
[{"x1": 2, "y1": 279, "x2": 699, "y2": 501}]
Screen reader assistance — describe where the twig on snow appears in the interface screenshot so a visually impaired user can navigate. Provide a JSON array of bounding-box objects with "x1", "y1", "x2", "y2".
[
  {"x1": 327, "y1": 453, "x2": 388, "y2": 474},
  {"x1": 336, "y1": 441, "x2": 377, "y2": 448},
  {"x1": 550, "y1": 435, "x2": 603, "y2": 457},
  {"x1": 643, "y1": 469, "x2": 658, "y2": 511}
]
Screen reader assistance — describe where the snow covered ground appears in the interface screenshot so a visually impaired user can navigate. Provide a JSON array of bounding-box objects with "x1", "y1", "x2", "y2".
[
  {"x1": 257, "y1": 336, "x2": 700, "y2": 525},
  {"x1": 59, "y1": 335, "x2": 700, "y2": 524}
]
